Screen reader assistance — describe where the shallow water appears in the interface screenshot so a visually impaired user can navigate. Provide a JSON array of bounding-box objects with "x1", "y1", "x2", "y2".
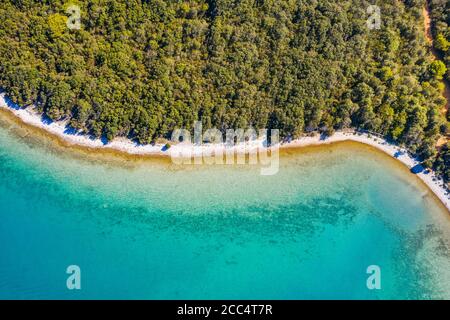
[{"x1": 0, "y1": 122, "x2": 449, "y2": 299}]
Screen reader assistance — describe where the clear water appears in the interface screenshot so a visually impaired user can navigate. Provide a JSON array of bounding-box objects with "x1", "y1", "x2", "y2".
[{"x1": 0, "y1": 122, "x2": 449, "y2": 299}]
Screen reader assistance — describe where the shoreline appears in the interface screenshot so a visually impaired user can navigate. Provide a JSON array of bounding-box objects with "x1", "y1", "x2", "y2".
[{"x1": 1, "y1": 92, "x2": 449, "y2": 212}]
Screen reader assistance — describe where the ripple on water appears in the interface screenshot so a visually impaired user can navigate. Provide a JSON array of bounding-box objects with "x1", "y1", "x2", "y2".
[{"x1": 0, "y1": 125, "x2": 449, "y2": 299}]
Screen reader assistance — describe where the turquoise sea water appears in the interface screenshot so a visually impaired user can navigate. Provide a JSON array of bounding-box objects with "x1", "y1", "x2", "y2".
[{"x1": 0, "y1": 122, "x2": 449, "y2": 299}]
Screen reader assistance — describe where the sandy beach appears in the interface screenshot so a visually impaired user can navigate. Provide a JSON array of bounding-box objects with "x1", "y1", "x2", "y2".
[{"x1": 1, "y1": 92, "x2": 449, "y2": 211}]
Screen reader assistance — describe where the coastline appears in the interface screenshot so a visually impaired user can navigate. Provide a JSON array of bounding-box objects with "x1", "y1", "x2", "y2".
[{"x1": 1, "y1": 92, "x2": 449, "y2": 212}]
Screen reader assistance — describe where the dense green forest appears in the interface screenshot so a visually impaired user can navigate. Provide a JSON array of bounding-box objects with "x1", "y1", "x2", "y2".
[
  {"x1": 429, "y1": 0, "x2": 449, "y2": 80},
  {"x1": 428, "y1": 0, "x2": 449, "y2": 180},
  {"x1": 0, "y1": 0, "x2": 449, "y2": 177}
]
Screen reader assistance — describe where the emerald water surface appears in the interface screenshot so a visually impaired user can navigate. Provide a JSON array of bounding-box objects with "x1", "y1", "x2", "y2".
[{"x1": 0, "y1": 122, "x2": 449, "y2": 299}]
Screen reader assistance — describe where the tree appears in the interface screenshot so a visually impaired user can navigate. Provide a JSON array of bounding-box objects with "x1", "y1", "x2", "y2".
[
  {"x1": 429, "y1": 61, "x2": 447, "y2": 80},
  {"x1": 435, "y1": 34, "x2": 450, "y2": 52},
  {"x1": 0, "y1": 0, "x2": 448, "y2": 180}
]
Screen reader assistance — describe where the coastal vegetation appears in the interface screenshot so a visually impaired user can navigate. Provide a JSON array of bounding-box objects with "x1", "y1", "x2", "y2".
[
  {"x1": 0, "y1": 0, "x2": 449, "y2": 181},
  {"x1": 428, "y1": 0, "x2": 449, "y2": 181},
  {"x1": 429, "y1": 0, "x2": 449, "y2": 81}
]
